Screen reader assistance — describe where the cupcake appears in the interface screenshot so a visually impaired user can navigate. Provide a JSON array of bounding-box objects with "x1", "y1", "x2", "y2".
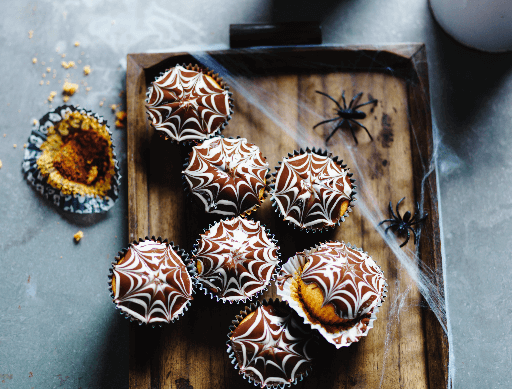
[
  {"x1": 227, "y1": 299, "x2": 316, "y2": 388},
  {"x1": 183, "y1": 136, "x2": 270, "y2": 217},
  {"x1": 270, "y1": 147, "x2": 355, "y2": 231},
  {"x1": 193, "y1": 216, "x2": 279, "y2": 303},
  {"x1": 277, "y1": 241, "x2": 386, "y2": 348},
  {"x1": 109, "y1": 236, "x2": 195, "y2": 325},
  {"x1": 145, "y1": 63, "x2": 233, "y2": 144},
  {"x1": 22, "y1": 105, "x2": 121, "y2": 213}
]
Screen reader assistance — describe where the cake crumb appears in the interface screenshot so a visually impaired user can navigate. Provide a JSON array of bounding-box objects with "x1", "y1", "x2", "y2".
[
  {"x1": 99, "y1": 101, "x2": 104, "y2": 107},
  {"x1": 62, "y1": 81, "x2": 78, "y2": 96},
  {"x1": 3, "y1": 134, "x2": 5, "y2": 137},
  {"x1": 39, "y1": 80, "x2": 44, "y2": 85},
  {"x1": 32, "y1": 119, "x2": 38, "y2": 125},
  {"x1": 46, "y1": 81, "x2": 50, "y2": 85},
  {"x1": 23, "y1": 143, "x2": 27, "y2": 148},
  {"x1": 13, "y1": 144, "x2": 17, "y2": 148},
  {"x1": 63, "y1": 95, "x2": 70, "y2": 102},
  {"x1": 115, "y1": 111, "x2": 127, "y2": 128},
  {"x1": 119, "y1": 90, "x2": 125, "y2": 97},
  {"x1": 61, "y1": 61, "x2": 75, "y2": 69},
  {"x1": 32, "y1": 57, "x2": 37, "y2": 64},
  {"x1": 28, "y1": 30, "x2": 34, "y2": 39},
  {"x1": 46, "y1": 67, "x2": 51, "y2": 72},
  {"x1": 77, "y1": 59, "x2": 82, "y2": 64},
  {"x1": 61, "y1": 53, "x2": 66, "y2": 58},
  {"x1": 74, "y1": 41, "x2": 80, "y2": 47},
  {"x1": 0, "y1": 160, "x2": 2, "y2": 169},
  {"x1": 47, "y1": 91, "x2": 57, "y2": 102},
  {"x1": 83, "y1": 65, "x2": 91, "y2": 75},
  {"x1": 74, "y1": 230, "x2": 84, "y2": 242},
  {"x1": 85, "y1": 87, "x2": 91, "y2": 92},
  {"x1": 110, "y1": 104, "x2": 117, "y2": 112},
  {"x1": 52, "y1": 74, "x2": 56, "y2": 79},
  {"x1": 42, "y1": 73, "x2": 46, "y2": 78}
]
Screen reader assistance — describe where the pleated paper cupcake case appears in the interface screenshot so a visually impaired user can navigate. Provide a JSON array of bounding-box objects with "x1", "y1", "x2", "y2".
[
  {"x1": 108, "y1": 236, "x2": 197, "y2": 328},
  {"x1": 22, "y1": 105, "x2": 121, "y2": 214},
  {"x1": 276, "y1": 241, "x2": 387, "y2": 348},
  {"x1": 145, "y1": 63, "x2": 234, "y2": 146},
  {"x1": 269, "y1": 147, "x2": 356, "y2": 233}
]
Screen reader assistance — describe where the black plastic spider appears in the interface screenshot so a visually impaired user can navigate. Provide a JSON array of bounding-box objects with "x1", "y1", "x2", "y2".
[
  {"x1": 378, "y1": 197, "x2": 428, "y2": 247},
  {"x1": 313, "y1": 90, "x2": 378, "y2": 144}
]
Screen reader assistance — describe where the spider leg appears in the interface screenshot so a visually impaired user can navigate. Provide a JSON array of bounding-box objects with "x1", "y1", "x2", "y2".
[
  {"x1": 353, "y1": 98, "x2": 378, "y2": 110},
  {"x1": 389, "y1": 201, "x2": 398, "y2": 220},
  {"x1": 408, "y1": 225, "x2": 418, "y2": 245},
  {"x1": 348, "y1": 92, "x2": 363, "y2": 109},
  {"x1": 341, "y1": 90, "x2": 347, "y2": 109},
  {"x1": 378, "y1": 219, "x2": 396, "y2": 226},
  {"x1": 349, "y1": 119, "x2": 374, "y2": 142},
  {"x1": 384, "y1": 224, "x2": 396, "y2": 235},
  {"x1": 313, "y1": 117, "x2": 339, "y2": 129},
  {"x1": 346, "y1": 120, "x2": 359, "y2": 145},
  {"x1": 325, "y1": 121, "x2": 345, "y2": 143},
  {"x1": 400, "y1": 230, "x2": 411, "y2": 247},
  {"x1": 409, "y1": 214, "x2": 428, "y2": 226},
  {"x1": 316, "y1": 91, "x2": 343, "y2": 111},
  {"x1": 396, "y1": 197, "x2": 406, "y2": 221}
]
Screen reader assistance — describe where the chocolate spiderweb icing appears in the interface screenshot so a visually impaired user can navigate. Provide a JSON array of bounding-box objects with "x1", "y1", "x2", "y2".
[
  {"x1": 194, "y1": 217, "x2": 279, "y2": 301},
  {"x1": 229, "y1": 302, "x2": 314, "y2": 387},
  {"x1": 183, "y1": 137, "x2": 269, "y2": 216},
  {"x1": 112, "y1": 240, "x2": 193, "y2": 324},
  {"x1": 300, "y1": 241, "x2": 385, "y2": 320},
  {"x1": 272, "y1": 150, "x2": 354, "y2": 229},
  {"x1": 146, "y1": 65, "x2": 231, "y2": 142}
]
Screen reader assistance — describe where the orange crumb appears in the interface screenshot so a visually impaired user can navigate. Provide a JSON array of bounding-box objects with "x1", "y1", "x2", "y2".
[
  {"x1": 74, "y1": 41, "x2": 80, "y2": 47},
  {"x1": 47, "y1": 91, "x2": 57, "y2": 102},
  {"x1": 46, "y1": 67, "x2": 51, "y2": 72},
  {"x1": 63, "y1": 95, "x2": 70, "y2": 102},
  {"x1": 83, "y1": 65, "x2": 91, "y2": 75},
  {"x1": 28, "y1": 30, "x2": 34, "y2": 39},
  {"x1": 13, "y1": 144, "x2": 17, "y2": 148},
  {"x1": 74, "y1": 230, "x2": 84, "y2": 242},
  {"x1": 110, "y1": 104, "x2": 117, "y2": 112},
  {"x1": 62, "y1": 81, "x2": 78, "y2": 95},
  {"x1": 99, "y1": 101, "x2": 104, "y2": 107},
  {"x1": 32, "y1": 57, "x2": 37, "y2": 64},
  {"x1": 23, "y1": 143, "x2": 27, "y2": 148}
]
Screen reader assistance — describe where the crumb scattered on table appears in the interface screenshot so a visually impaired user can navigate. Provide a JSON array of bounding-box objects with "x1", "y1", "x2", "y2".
[
  {"x1": 0, "y1": 160, "x2": 3, "y2": 169},
  {"x1": 46, "y1": 67, "x2": 51, "y2": 72},
  {"x1": 61, "y1": 53, "x2": 66, "y2": 58},
  {"x1": 62, "y1": 81, "x2": 78, "y2": 96},
  {"x1": 110, "y1": 104, "x2": 117, "y2": 112},
  {"x1": 74, "y1": 41, "x2": 80, "y2": 47},
  {"x1": 83, "y1": 65, "x2": 91, "y2": 75},
  {"x1": 47, "y1": 91, "x2": 57, "y2": 102},
  {"x1": 32, "y1": 57, "x2": 37, "y2": 64},
  {"x1": 99, "y1": 101, "x2": 104, "y2": 107},
  {"x1": 74, "y1": 230, "x2": 84, "y2": 242},
  {"x1": 28, "y1": 30, "x2": 34, "y2": 39},
  {"x1": 32, "y1": 119, "x2": 38, "y2": 125},
  {"x1": 42, "y1": 73, "x2": 46, "y2": 78},
  {"x1": 13, "y1": 144, "x2": 17, "y2": 148},
  {"x1": 23, "y1": 143, "x2": 27, "y2": 148},
  {"x1": 39, "y1": 80, "x2": 44, "y2": 85},
  {"x1": 61, "y1": 61, "x2": 75, "y2": 69},
  {"x1": 115, "y1": 111, "x2": 127, "y2": 128}
]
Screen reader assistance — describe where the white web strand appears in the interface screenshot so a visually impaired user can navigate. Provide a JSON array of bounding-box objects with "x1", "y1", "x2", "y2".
[{"x1": 191, "y1": 48, "x2": 453, "y2": 388}]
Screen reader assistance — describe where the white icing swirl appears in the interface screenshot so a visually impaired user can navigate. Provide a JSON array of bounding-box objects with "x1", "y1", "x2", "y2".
[
  {"x1": 112, "y1": 240, "x2": 193, "y2": 324},
  {"x1": 194, "y1": 217, "x2": 279, "y2": 301},
  {"x1": 272, "y1": 151, "x2": 353, "y2": 229},
  {"x1": 146, "y1": 65, "x2": 230, "y2": 142},
  {"x1": 229, "y1": 303, "x2": 314, "y2": 386},
  {"x1": 183, "y1": 137, "x2": 269, "y2": 216}
]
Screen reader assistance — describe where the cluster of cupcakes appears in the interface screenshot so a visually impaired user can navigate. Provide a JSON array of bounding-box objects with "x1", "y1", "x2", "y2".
[{"x1": 23, "y1": 63, "x2": 387, "y2": 388}]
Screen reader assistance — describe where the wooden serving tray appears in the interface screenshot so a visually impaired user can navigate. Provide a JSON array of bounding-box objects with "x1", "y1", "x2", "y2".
[{"x1": 126, "y1": 44, "x2": 449, "y2": 389}]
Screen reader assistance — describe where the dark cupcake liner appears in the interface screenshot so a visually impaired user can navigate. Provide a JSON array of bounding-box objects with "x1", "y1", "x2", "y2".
[
  {"x1": 145, "y1": 63, "x2": 234, "y2": 146},
  {"x1": 22, "y1": 105, "x2": 121, "y2": 214},
  {"x1": 182, "y1": 135, "x2": 271, "y2": 217},
  {"x1": 276, "y1": 240, "x2": 387, "y2": 348},
  {"x1": 226, "y1": 298, "x2": 315, "y2": 388},
  {"x1": 191, "y1": 216, "x2": 280, "y2": 304},
  {"x1": 269, "y1": 147, "x2": 356, "y2": 232},
  {"x1": 108, "y1": 236, "x2": 197, "y2": 327}
]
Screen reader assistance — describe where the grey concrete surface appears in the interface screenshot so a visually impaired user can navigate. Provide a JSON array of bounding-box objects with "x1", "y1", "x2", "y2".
[{"x1": 0, "y1": 0, "x2": 511, "y2": 388}]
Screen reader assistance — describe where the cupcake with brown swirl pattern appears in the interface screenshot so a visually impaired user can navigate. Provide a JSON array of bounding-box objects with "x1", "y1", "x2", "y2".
[
  {"x1": 227, "y1": 299, "x2": 317, "y2": 388},
  {"x1": 270, "y1": 148, "x2": 356, "y2": 231},
  {"x1": 192, "y1": 217, "x2": 279, "y2": 303},
  {"x1": 146, "y1": 63, "x2": 233, "y2": 144},
  {"x1": 108, "y1": 236, "x2": 195, "y2": 326},
  {"x1": 183, "y1": 136, "x2": 270, "y2": 217},
  {"x1": 277, "y1": 241, "x2": 387, "y2": 348}
]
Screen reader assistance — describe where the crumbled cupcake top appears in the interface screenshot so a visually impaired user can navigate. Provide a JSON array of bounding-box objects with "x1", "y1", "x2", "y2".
[
  {"x1": 183, "y1": 137, "x2": 269, "y2": 216},
  {"x1": 36, "y1": 110, "x2": 116, "y2": 197},
  {"x1": 194, "y1": 217, "x2": 279, "y2": 302}
]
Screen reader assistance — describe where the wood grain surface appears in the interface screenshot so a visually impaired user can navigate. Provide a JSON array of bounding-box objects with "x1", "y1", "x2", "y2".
[{"x1": 126, "y1": 44, "x2": 449, "y2": 389}]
